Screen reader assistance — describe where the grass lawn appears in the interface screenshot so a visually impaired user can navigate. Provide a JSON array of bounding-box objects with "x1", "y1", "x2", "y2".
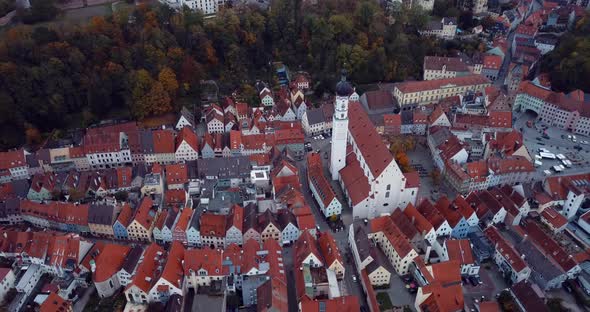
[{"x1": 377, "y1": 292, "x2": 394, "y2": 311}]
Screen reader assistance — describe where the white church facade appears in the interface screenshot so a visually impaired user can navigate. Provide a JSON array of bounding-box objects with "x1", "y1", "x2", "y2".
[{"x1": 330, "y1": 72, "x2": 416, "y2": 220}]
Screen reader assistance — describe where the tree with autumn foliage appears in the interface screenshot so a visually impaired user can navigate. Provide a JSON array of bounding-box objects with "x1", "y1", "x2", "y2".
[
  {"x1": 129, "y1": 69, "x2": 172, "y2": 120},
  {"x1": 158, "y1": 66, "x2": 179, "y2": 97},
  {"x1": 0, "y1": 1, "x2": 465, "y2": 150},
  {"x1": 395, "y1": 151, "x2": 412, "y2": 173}
]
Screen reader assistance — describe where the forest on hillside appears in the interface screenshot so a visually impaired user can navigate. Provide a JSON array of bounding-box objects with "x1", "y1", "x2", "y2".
[
  {"x1": 540, "y1": 15, "x2": 590, "y2": 93},
  {"x1": 0, "y1": 0, "x2": 479, "y2": 149}
]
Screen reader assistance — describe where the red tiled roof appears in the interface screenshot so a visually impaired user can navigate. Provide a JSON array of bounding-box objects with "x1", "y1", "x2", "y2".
[
  {"x1": 227, "y1": 204, "x2": 244, "y2": 232},
  {"x1": 300, "y1": 296, "x2": 360, "y2": 312},
  {"x1": 160, "y1": 241, "x2": 184, "y2": 288},
  {"x1": 396, "y1": 75, "x2": 491, "y2": 94},
  {"x1": 483, "y1": 54, "x2": 503, "y2": 70},
  {"x1": 488, "y1": 156, "x2": 534, "y2": 175},
  {"x1": 165, "y1": 164, "x2": 188, "y2": 186},
  {"x1": 93, "y1": 244, "x2": 131, "y2": 283},
  {"x1": 200, "y1": 213, "x2": 227, "y2": 238},
  {"x1": 236, "y1": 102, "x2": 249, "y2": 116},
  {"x1": 423, "y1": 56, "x2": 469, "y2": 72},
  {"x1": 154, "y1": 211, "x2": 167, "y2": 231},
  {"x1": 369, "y1": 216, "x2": 414, "y2": 258},
  {"x1": 515, "y1": 24, "x2": 537, "y2": 36},
  {"x1": 132, "y1": 197, "x2": 156, "y2": 230},
  {"x1": 175, "y1": 126, "x2": 199, "y2": 153},
  {"x1": 339, "y1": 152, "x2": 370, "y2": 206},
  {"x1": 317, "y1": 232, "x2": 343, "y2": 268},
  {"x1": 174, "y1": 208, "x2": 193, "y2": 233},
  {"x1": 293, "y1": 206, "x2": 315, "y2": 232},
  {"x1": 165, "y1": 189, "x2": 186, "y2": 207},
  {"x1": 520, "y1": 221, "x2": 577, "y2": 271},
  {"x1": 384, "y1": 114, "x2": 401, "y2": 126},
  {"x1": 0, "y1": 149, "x2": 27, "y2": 170},
  {"x1": 484, "y1": 226, "x2": 527, "y2": 272},
  {"x1": 419, "y1": 281, "x2": 464, "y2": 312},
  {"x1": 452, "y1": 195, "x2": 475, "y2": 220},
  {"x1": 540, "y1": 207, "x2": 567, "y2": 230},
  {"x1": 479, "y1": 301, "x2": 501, "y2": 312},
  {"x1": 127, "y1": 243, "x2": 165, "y2": 293},
  {"x1": 307, "y1": 153, "x2": 337, "y2": 207},
  {"x1": 446, "y1": 239, "x2": 475, "y2": 265},
  {"x1": 40, "y1": 292, "x2": 71, "y2": 312},
  {"x1": 152, "y1": 129, "x2": 175, "y2": 154},
  {"x1": 347, "y1": 102, "x2": 394, "y2": 177},
  {"x1": 404, "y1": 171, "x2": 420, "y2": 189},
  {"x1": 294, "y1": 231, "x2": 322, "y2": 266},
  {"x1": 435, "y1": 196, "x2": 463, "y2": 227},
  {"x1": 116, "y1": 203, "x2": 133, "y2": 227},
  {"x1": 417, "y1": 199, "x2": 447, "y2": 229},
  {"x1": 487, "y1": 130, "x2": 524, "y2": 155},
  {"x1": 404, "y1": 203, "x2": 434, "y2": 236},
  {"x1": 184, "y1": 248, "x2": 223, "y2": 276}
]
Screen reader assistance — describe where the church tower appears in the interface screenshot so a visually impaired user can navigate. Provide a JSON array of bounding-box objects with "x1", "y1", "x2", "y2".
[{"x1": 330, "y1": 70, "x2": 353, "y2": 181}]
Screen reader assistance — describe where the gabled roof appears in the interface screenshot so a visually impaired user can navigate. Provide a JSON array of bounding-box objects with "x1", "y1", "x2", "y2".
[
  {"x1": 511, "y1": 281, "x2": 549, "y2": 312},
  {"x1": 200, "y1": 213, "x2": 226, "y2": 238},
  {"x1": 294, "y1": 231, "x2": 322, "y2": 266},
  {"x1": 175, "y1": 126, "x2": 199, "y2": 153},
  {"x1": 540, "y1": 207, "x2": 567, "y2": 230},
  {"x1": 115, "y1": 203, "x2": 133, "y2": 227},
  {"x1": 40, "y1": 292, "x2": 71, "y2": 312},
  {"x1": 127, "y1": 243, "x2": 165, "y2": 293},
  {"x1": 445, "y1": 239, "x2": 475, "y2": 265},
  {"x1": 160, "y1": 241, "x2": 185, "y2": 288},
  {"x1": 434, "y1": 196, "x2": 464, "y2": 228},
  {"x1": 300, "y1": 296, "x2": 360, "y2": 312},
  {"x1": 165, "y1": 164, "x2": 188, "y2": 185},
  {"x1": 403, "y1": 203, "x2": 434, "y2": 235},
  {"x1": 258, "y1": 209, "x2": 280, "y2": 232},
  {"x1": 348, "y1": 102, "x2": 395, "y2": 178},
  {"x1": 369, "y1": 216, "x2": 414, "y2": 258},
  {"x1": 317, "y1": 232, "x2": 343, "y2": 267},
  {"x1": 132, "y1": 197, "x2": 156, "y2": 230},
  {"x1": 520, "y1": 220, "x2": 577, "y2": 272},
  {"x1": 339, "y1": 152, "x2": 370, "y2": 206},
  {"x1": 226, "y1": 204, "x2": 244, "y2": 232},
  {"x1": 484, "y1": 226, "x2": 527, "y2": 272},
  {"x1": 184, "y1": 248, "x2": 223, "y2": 275},
  {"x1": 93, "y1": 244, "x2": 131, "y2": 283},
  {"x1": 396, "y1": 75, "x2": 490, "y2": 94},
  {"x1": 152, "y1": 129, "x2": 175, "y2": 154},
  {"x1": 417, "y1": 199, "x2": 447, "y2": 229}
]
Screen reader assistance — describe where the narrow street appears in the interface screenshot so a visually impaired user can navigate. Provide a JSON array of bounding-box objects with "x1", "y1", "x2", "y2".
[{"x1": 495, "y1": 0, "x2": 543, "y2": 87}]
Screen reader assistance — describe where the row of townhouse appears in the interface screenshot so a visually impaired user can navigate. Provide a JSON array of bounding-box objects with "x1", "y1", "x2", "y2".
[
  {"x1": 514, "y1": 80, "x2": 590, "y2": 136},
  {"x1": 0, "y1": 230, "x2": 93, "y2": 278},
  {"x1": 204, "y1": 85, "x2": 309, "y2": 136},
  {"x1": 444, "y1": 155, "x2": 536, "y2": 194},
  {"x1": 228, "y1": 123, "x2": 305, "y2": 158},
  {"x1": 294, "y1": 230, "x2": 349, "y2": 307},
  {"x1": 393, "y1": 74, "x2": 491, "y2": 107},
  {"x1": 306, "y1": 152, "x2": 342, "y2": 218},
  {"x1": 88, "y1": 238, "x2": 288, "y2": 310},
  {"x1": 348, "y1": 208, "x2": 481, "y2": 312},
  {"x1": 198, "y1": 205, "x2": 302, "y2": 249},
  {"x1": 484, "y1": 219, "x2": 581, "y2": 291}
]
